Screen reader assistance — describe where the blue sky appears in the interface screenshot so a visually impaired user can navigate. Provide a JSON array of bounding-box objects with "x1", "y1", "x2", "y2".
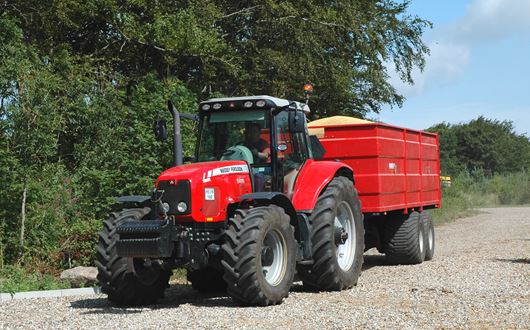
[{"x1": 370, "y1": 0, "x2": 530, "y2": 135}]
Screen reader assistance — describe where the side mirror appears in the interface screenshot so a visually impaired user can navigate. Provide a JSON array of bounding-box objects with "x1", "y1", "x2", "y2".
[
  {"x1": 288, "y1": 110, "x2": 305, "y2": 133},
  {"x1": 154, "y1": 119, "x2": 167, "y2": 140},
  {"x1": 309, "y1": 135, "x2": 326, "y2": 160}
]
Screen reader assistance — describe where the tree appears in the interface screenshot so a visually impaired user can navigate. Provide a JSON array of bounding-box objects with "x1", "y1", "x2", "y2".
[
  {"x1": 428, "y1": 117, "x2": 530, "y2": 175},
  {"x1": 5, "y1": 0, "x2": 430, "y2": 117}
]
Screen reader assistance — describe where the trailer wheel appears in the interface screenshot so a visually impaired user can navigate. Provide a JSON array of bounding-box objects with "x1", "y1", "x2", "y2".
[
  {"x1": 221, "y1": 206, "x2": 296, "y2": 306},
  {"x1": 421, "y1": 211, "x2": 435, "y2": 261},
  {"x1": 95, "y1": 208, "x2": 171, "y2": 306},
  {"x1": 187, "y1": 267, "x2": 227, "y2": 293},
  {"x1": 298, "y1": 176, "x2": 364, "y2": 291},
  {"x1": 384, "y1": 211, "x2": 425, "y2": 264}
]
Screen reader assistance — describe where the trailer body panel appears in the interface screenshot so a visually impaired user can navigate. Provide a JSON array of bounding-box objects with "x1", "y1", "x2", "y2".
[{"x1": 309, "y1": 121, "x2": 441, "y2": 213}]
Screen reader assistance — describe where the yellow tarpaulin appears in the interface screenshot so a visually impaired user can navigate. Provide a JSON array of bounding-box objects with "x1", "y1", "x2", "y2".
[
  {"x1": 308, "y1": 116, "x2": 373, "y2": 127},
  {"x1": 308, "y1": 116, "x2": 373, "y2": 137}
]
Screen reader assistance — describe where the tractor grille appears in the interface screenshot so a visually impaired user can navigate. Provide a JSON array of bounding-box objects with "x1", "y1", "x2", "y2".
[{"x1": 157, "y1": 180, "x2": 191, "y2": 215}]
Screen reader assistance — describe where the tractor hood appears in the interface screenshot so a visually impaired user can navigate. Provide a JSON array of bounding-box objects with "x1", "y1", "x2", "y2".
[
  {"x1": 156, "y1": 160, "x2": 250, "y2": 185},
  {"x1": 155, "y1": 160, "x2": 253, "y2": 223}
]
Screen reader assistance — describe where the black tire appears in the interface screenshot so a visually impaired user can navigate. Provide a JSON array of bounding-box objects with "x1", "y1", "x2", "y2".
[
  {"x1": 187, "y1": 267, "x2": 227, "y2": 293},
  {"x1": 384, "y1": 211, "x2": 426, "y2": 265},
  {"x1": 420, "y1": 211, "x2": 435, "y2": 261},
  {"x1": 95, "y1": 208, "x2": 171, "y2": 306},
  {"x1": 298, "y1": 176, "x2": 364, "y2": 291},
  {"x1": 221, "y1": 205, "x2": 297, "y2": 306}
]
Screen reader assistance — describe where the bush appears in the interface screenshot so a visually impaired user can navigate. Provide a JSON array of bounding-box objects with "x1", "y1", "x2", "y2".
[
  {"x1": 0, "y1": 265, "x2": 70, "y2": 293},
  {"x1": 433, "y1": 170, "x2": 530, "y2": 224}
]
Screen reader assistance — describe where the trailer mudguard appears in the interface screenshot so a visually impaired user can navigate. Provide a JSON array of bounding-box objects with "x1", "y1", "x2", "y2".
[{"x1": 291, "y1": 159, "x2": 354, "y2": 212}]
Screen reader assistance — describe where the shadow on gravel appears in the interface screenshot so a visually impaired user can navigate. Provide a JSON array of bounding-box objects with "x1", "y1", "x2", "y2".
[
  {"x1": 70, "y1": 254, "x2": 397, "y2": 314},
  {"x1": 493, "y1": 258, "x2": 530, "y2": 264},
  {"x1": 70, "y1": 284, "x2": 239, "y2": 314},
  {"x1": 362, "y1": 254, "x2": 389, "y2": 271}
]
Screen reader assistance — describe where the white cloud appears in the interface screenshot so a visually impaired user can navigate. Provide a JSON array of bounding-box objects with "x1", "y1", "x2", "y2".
[
  {"x1": 389, "y1": 0, "x2": 530, "y2": 97},
  {"x1": 455, "y1": 0, "x2": 530, "y2": 42},
  {"x1": 389, "y1": 41, "x2": 470, "y2": 97}
]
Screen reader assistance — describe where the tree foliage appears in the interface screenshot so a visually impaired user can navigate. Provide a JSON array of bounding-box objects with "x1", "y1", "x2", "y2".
[
  {"x1": 428, "y1": 116, "x2": 530, "y2": 175},
  {"x1": 5, "y1": 0, "x2": 430, "y2": 116}
]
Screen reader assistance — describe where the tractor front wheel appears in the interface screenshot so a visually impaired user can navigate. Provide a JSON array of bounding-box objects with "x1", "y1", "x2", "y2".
[
  {"x1": 221, "y1": 206, "x2": 296, "y2": 306},
  {"x1": 95, "y1": 208, "x2": 171, "y2": 306}
]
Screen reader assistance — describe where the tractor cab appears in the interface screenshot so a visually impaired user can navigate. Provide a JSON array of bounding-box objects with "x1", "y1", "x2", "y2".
[{"x1": 196, "y1": 96, "x2": 312, "y2": 196}]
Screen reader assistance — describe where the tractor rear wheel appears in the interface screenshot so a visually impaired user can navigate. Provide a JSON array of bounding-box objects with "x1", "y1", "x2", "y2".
[
  {"x1": 95, "y1": 208, "x2": 171, "y2": 306},
  {"x1": 384, "y1": 211, "x2": 426, "y2": 264},
  {"x1": 421, "y1": 211, "x2": 435, "y2": 261},
  {"x1": 221, "y1": 206, "x2": 296, "y2": 306},
  {"x1": 298, "y1": 176, "x2": 364, "y2": 291},
  {"x1": 187, "y1": 267, "x2": 227, "y2": 293}
]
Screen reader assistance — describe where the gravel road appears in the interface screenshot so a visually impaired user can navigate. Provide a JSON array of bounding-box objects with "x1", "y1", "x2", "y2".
[{"x1": 1, "y1": 207, "x2": 529, "y2": 329}]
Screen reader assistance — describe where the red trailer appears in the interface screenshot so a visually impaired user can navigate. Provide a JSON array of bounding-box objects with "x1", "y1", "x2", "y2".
[{"x1": 309, "y1": 116, "x2": 440, "y2": 263}]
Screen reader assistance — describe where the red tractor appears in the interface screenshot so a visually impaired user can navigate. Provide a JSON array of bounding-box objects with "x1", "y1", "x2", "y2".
[{"x1": 95, "y1": 94, "x2": 439, "y2": 307}]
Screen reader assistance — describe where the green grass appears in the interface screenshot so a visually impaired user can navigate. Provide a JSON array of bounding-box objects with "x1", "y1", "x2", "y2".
[
  {"x1": 433, "y1": 170, "x2": 530, "y2": 225},
  {"x1": 0, "y1": 265, "x2": 71, "y2": 294}
]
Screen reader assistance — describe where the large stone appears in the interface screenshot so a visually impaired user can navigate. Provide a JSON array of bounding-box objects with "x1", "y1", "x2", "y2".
[{"x1": 60, "y1": 266, "x2": 98, "y2": 288}]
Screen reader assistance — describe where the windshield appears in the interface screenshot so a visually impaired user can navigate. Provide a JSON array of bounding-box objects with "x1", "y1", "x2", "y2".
[{"x1": 197, "y1": 110, "x2": 270, "y2": 164}]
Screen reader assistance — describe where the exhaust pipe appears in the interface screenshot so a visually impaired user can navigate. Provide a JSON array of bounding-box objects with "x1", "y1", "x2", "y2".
[{"x1": 168, "y1": 100, "x2": 183, "y2": 166}]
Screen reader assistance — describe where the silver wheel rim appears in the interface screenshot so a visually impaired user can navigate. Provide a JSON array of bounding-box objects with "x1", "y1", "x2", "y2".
[
  {"x1": 262, "y1": 229, "x2": 287, "y2": 286},
  {"x1": 335, "y1": 201, "x2": 356, "y2": 271},
  {"x1": 428, "y1": 225, "x2": 434, "y2": 251},
  {"x1": 419, "y1": 226, "x2": 424, "y2": 254}
]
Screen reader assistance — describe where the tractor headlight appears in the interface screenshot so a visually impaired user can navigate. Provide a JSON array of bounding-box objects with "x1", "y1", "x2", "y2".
[
  {"x1": 177, "y1": 201, "x2": 188, "y2": 213},
  {"x1": 243, "y1": 101, "x2": 253, "y2": 108}
]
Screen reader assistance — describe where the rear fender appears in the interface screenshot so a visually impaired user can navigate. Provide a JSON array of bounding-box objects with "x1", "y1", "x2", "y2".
[{"x1": 291, "y1": 159, "x2": 354, "y2": 212}]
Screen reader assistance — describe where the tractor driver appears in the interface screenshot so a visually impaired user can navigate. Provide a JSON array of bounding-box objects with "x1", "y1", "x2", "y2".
[{"x1": 244, "y1": 123, "x2": 270, "y2": 164}]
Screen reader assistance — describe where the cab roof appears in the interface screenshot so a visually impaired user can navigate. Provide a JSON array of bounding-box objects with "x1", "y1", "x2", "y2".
[{"x1": 199, "y1": 95, "x2": 310, "y2": 113}]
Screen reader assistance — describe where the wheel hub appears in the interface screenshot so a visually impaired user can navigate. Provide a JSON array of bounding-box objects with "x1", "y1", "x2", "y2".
[
  {"x1": 262, "y1": 229, "x2": 288, "y2": 286},
  {"x1": 261, "y1": 246, "x2": 274, "y2": 266},
  {"x1": 334, "y1": 201, "x2": 357, "y2": 271},
  {"x1": 334, "y1": 226, "x2": 349, "y2": 245}
]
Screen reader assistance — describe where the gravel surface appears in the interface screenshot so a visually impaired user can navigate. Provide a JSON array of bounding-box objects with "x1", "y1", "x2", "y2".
[{"x1": 1, "y1": 207, "x2": 529, "y2": 329}]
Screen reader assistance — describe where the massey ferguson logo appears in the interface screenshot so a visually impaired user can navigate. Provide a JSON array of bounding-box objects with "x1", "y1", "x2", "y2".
[
  {"x1": 220, "y1": 166, "x2": 244, "y2": 173},
  {"x1": 203, "y1": 165, "x2": 249, "y2": 182}
]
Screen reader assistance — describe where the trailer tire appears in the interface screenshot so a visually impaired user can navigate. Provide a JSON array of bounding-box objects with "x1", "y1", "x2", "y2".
[
  {"x1": 187, "y1": 267, "x2": 227, "y2": 293},
  {"x1": 421, "y1": 211, "x2": 435, "y2": 261},
  {"x1": 221, "y1": 206, "x2": 296, "y2": 306},
  {"x1": 95, "y1": 208, "x2": 171, "y2": 306},
  {"x1": 298, "y1": 176, "x2": 364, "y2": 291},
  {"x1": 384, "y1": 211, "x2": 425, "y2": 264}
]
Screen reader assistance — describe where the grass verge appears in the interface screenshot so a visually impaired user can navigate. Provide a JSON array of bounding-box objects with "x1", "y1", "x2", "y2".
[{"x1": 433, "y1": 170, "x2": 530, "y2": 225}]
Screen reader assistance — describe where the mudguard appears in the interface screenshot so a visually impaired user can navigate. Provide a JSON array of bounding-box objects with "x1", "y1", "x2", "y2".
[
  {"x1": 116, "y1": 195, "x2": 151, "y2": 204},
  {"x1": 237, "y1": 192, "x2": 306, "y2": 243},
  {"x1": 238, "y1": 192, "x2": 297, "y2": 224},
  {"x1": 291, "y1": 159, "x2": 354, "y2": 212}
]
